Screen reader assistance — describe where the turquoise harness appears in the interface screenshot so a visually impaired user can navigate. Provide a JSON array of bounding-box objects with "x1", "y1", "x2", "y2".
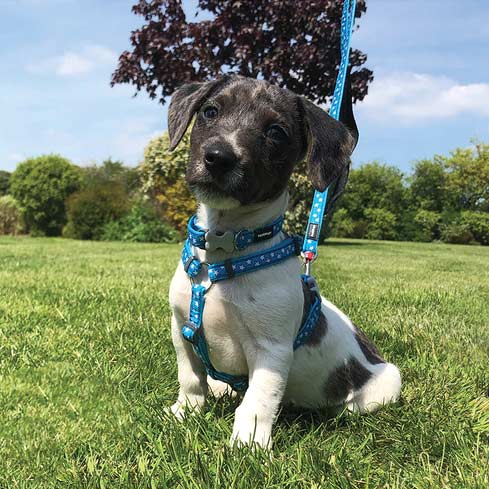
[
  {"x1": 181, "y1": 221, "x2": 322, "y2": 392},
  {"x1": 179, "y1": 0, "x2": 357, "y2": 392}
]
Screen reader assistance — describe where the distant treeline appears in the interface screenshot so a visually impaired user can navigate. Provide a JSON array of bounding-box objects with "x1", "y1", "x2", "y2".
[{"x1": 1, "y1": 138, "x2": 488, "y2": 246}]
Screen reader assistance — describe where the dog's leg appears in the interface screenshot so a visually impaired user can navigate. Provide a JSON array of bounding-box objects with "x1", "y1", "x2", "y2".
[
  {"x1": 230, "y1": 345, "x2": 292, "y2": 449},
  {"x1": 169, "y1": 314, "x2": 208, "y2": 420}
]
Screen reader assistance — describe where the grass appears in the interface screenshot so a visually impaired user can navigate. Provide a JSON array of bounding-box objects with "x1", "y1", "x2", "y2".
[{"x1": 0, "y1": 236, "x2": 488, "y2": 488}]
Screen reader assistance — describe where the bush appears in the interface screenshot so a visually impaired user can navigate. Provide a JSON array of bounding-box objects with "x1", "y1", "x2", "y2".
[
  {"x1": 414, "y1": 209, "x2": 441, "y2": 242},
  {"x1": 101, "y1": 200, "x2": 177, "y2": 243},
  {"x1": 284, "y1": 159, "x2": 314, "y2": 236},
  {"x1": 460, "y1": 211, "x2": 489, "y2": 245},
  {"x1": 365, "y1": 208, "x2": 397, "y2": 240},
  {"x1": 330, "y1": 208, "x2": 354, "y2": 238},
  {"x1": 82, "y1": 159, "x2": 140, "y2": 195},
  {"x1": 140, "y1": 133, "x2": 196, "y2": 233},
  {"x1": 440, "y1": 220, "x2": 474, "y2": 245},
  {"x1": 0, "y1": 170, "x2": 10, "y2": 196},
  {"x1": 64, "y1": 183, "x2": 130, "y2": 240},
  {"x1": 10, "y1": 155, "x2": 81, "y2": 236},
  {"x1": 0, "y1": 195, "x2": 23, "y2": 235}
]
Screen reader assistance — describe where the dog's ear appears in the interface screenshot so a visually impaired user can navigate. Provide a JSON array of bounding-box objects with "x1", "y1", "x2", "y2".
[
  {"x1": 168, "y1": 78, "x2": 228, "y2": 150},
  {"x1": 300, "y1": 98, "x2": 356, "y2": 192},
  {"x1": 300, "y1": 73, "x2": 359, "y2": 192}
]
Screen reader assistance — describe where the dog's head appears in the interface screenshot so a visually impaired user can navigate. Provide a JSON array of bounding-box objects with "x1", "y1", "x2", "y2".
[{"x1": 168, "y1": 75, "x2": 358, "y2": 208}]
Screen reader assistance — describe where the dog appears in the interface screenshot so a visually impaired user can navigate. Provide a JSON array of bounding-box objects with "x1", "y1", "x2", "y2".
[{"x1": 167, "y1": 75, "x2": 401, "y2": 448}]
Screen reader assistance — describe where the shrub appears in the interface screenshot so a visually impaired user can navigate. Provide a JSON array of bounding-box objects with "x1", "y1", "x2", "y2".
[
  {"x1": 414, "y1": 209, "x2": 441, "y2": 242},
  {"x1": 365, "y1": 208, "x2": 397, "y2": 240},
  {"x1": 284, "y1": 159, "x2": 314, "y2": 236},
  {"x1": 0, "y1": 170, "x2": 10, "y2": 196},
  {"x1": 82, "y1": 159, "x2": 140, "y2": 194},
  {"x1": 140, "y1": 133, "x2": 196, "y2": 233},
  {"x1": 64, "y1": 183, "x2": 130, "y2": 240},
  {"x1": 101, "y1": 200, "x2": 177, "y2": 243},
  {"x1": 351, "y1": 220, "x2": 368, "y2": 239},
  {"x1": 0, "y1": 195, "x2": 23, "y2": 235},
  {"x1": 10, "y1": 155, "x2": 81, "y2": 236},
  {"x1": 330, "y1": 208, "x2": 354, "y2": 238},
  {"x1": 460, "y1": 211, "x2": 489, "y2": 245},
  {"x1": 440, "y1": 220, "x2": 474, "y2": 245}
]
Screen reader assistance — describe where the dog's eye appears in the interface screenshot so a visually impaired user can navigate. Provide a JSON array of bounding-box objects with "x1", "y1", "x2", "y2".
[
  {"x1": 203, "y1": 106, "x2": 219, "y2": 119},
  {"x1": 266, "y1": 125, "x2": 288, "y2": 142}
]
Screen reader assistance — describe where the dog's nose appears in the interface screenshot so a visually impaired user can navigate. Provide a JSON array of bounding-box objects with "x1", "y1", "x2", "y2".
[{"x1": 204, "y1": 146, "x2": 238, "y2": 173}]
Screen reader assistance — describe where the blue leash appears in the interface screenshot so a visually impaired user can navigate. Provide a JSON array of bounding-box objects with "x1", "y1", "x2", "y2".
[
  {"x1": 179, "y1": 0, "x2": 356, "y2": 392},
  {"x1": 302, "y1": 0, "x2": 356, "y2": 274}
]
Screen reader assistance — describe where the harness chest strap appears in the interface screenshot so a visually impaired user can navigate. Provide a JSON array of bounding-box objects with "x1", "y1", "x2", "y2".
[{"x1": 180, "y1": 233, "x2": 322, "y2": 392}]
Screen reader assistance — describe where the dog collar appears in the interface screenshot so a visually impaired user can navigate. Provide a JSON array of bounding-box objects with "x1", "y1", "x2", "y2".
[{"x1": 187, "y1": 214, "x2": 284, "y2": 252}]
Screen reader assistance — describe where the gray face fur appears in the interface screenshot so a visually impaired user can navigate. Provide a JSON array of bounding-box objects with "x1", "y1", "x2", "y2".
[{"x1": 168, "y1": 75, "x2": 355, "y2": 207}]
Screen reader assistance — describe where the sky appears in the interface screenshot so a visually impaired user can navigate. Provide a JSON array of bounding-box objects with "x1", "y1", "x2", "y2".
[{"x1": 1, "y1": 0, "x2": 488, "y2": 174}]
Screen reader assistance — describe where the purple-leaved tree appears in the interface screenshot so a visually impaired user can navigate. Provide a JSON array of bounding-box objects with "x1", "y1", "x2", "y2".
[{"x1": 112, "y1": 0, "x2": 372, "y2": 104}]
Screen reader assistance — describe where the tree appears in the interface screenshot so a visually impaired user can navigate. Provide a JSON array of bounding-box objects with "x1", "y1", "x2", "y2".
[
  {"x1": 112, "y1": 0, "x2": 372, "y2": 105},
  {"x1": 409, "y1": 159, "x2": 447, "y2": 213},
  {"x1": 364, "y1": 208, "x2": 397, "y2": 241},
  {"x1": 10, "y1": 155, "x2": 81, "y2": 236},
  {"x1": 0, "y1": 171, "x2": 10, "y2": 196},
  {"x1": 443, "y1": 142, "x2": 489, "y2": 212},
  {"x1": 81, "y1": 159, "x2": 140, "y2": 194},
  {"x1": 339, "y1": 162, "x2": 408, "y2": 222},
  {"x1": 413, "y1": 209, "x2": 441, "y2": 242}
]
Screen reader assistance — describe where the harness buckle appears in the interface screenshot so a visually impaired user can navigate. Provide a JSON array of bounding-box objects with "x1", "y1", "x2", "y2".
[
  {"x1": 181, "y1": 321, "x2": 200, "y2": 345},
  {"x1": 184, "y1": 254, "x2": 199, "y2": 274}
]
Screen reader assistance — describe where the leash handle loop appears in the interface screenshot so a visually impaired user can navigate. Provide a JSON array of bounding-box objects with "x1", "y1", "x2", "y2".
[{"x1": 302, "y1": 0, "x2": 356, "y2": 274}]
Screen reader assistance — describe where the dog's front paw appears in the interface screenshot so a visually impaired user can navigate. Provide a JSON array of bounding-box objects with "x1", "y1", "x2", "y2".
[
  {"x1": 166, "y1": 401, "x2": 187, "y2": 421},
  {"x1": 165, "y1": 395, "x2": 205, "y2": 421},
  {"x1": 230, "y1": 422, "x2": 272, "y2": 449}
]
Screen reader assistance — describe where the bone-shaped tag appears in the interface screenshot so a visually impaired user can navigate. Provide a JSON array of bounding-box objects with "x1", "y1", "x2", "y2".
[{"x1": 205, "y1": 230, "x2": 235, "y2": 252}]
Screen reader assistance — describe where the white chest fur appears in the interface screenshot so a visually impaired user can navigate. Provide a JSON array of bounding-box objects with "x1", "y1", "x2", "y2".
[{"x1": 169, "y1": 192, "x2": 303, "y2": 376}]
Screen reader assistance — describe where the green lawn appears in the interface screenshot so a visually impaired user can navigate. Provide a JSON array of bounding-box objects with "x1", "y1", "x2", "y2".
[{"x1": 1, "y1": 237, "x2": 488, "y2": 488}]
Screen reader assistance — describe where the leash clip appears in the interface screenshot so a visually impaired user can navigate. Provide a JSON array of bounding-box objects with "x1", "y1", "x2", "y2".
[
  {"x1": 301, "y1": 251, "x2": 317, "y2": 276},
  {"x1": 182, "y1": 320, "x2": 200, "y2": 345}
]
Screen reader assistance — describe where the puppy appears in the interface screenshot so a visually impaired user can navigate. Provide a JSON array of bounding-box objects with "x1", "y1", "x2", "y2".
[{"x1": 168, "y1": 75, "x2": 401, "y2": 448}]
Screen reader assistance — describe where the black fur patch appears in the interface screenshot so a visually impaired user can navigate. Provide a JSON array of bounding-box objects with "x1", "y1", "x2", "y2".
[
  {"x1": 354, "y1": 324, "x2": 385, "y2": 365},
  {"x1": 324, "y1": 357, "x2": 372, "y2": 403},
  {"x1": 306, "y1": 312, "x2": 328, "y2": 346}
]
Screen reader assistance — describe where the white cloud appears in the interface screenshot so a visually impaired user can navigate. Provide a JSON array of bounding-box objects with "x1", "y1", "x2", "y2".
[
  {"x1": 27, "y1": 44, "x2": 117, "y2": 77},
  {"x1": 357, "y1": 72, "x2": 489, "y2": 124}
]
